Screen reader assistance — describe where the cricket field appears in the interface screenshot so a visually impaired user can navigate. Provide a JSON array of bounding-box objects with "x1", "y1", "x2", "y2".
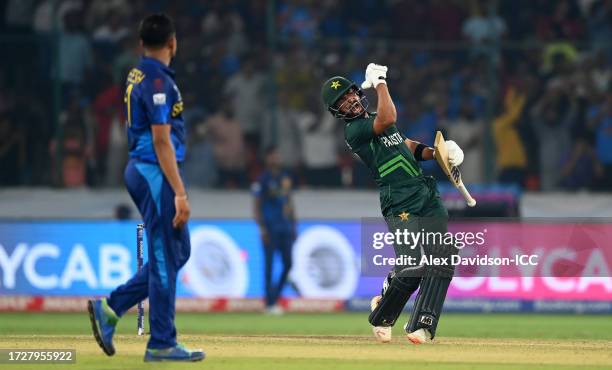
[{"x1": 0, "y1": 312, "x2": 610, "y2": 369}]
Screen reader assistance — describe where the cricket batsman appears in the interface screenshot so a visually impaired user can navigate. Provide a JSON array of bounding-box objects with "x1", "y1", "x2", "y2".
[
  {"x1": 321, "y1": 64, "x2": 464, "y2": 344},
  {"x1": 87, "y1": 14, "x2": 204, "y2": 361}
]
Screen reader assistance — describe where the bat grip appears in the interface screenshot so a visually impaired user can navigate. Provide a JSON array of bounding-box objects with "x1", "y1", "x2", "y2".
[{"x1": 458, "y1": 183, "x2": 476, "y2": 207}]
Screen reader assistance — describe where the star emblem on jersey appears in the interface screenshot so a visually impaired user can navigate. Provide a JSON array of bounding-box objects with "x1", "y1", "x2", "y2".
[
  {"x1": 331, "y1": 80, "x2": 341, "y2": 89},
  {"x1": 399, "y1": 212, "x2": 410, "y2": 221}
]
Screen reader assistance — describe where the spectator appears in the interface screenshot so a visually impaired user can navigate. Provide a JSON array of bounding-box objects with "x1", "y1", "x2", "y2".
[
  {"x1": 298, "y1": 105, "x2": 342, "y2": 187},
  {"x1": 13, "y1": 93, "x2": 50, "y2": 185},
  {"x1": 205, "y1": 103, "x2": 247, "y2": 188},
  {"x1": 530, "y1": 80, "x2": 576, "y2": 190},
  {"x1": 51, "y1": 97, "x2": 93, "y2": 187},
  {"x1": 92, "y1": 9, "x2": 129, "y2": 45},
  {"x1": 262, "y1": 92, "x2": 303, "y2": 176},
  {"x1": 462, "y1": 0, "x2": 506, "y2": 61},
  {"x1": 590, "y1": 51, "x2": 612, "y2": 93},
  {"x1": 537, "y1": 0, "x2": 584, "y2": 40},
  {"x1": 58, "y1": 9, "x2": 92, "y2": 99},
  {"x1": 183, "y1": 121, "x2": 218, "y2": 189},
  {"x1": 223, "y1": 59, "x2": 265, "y2": 148},
  {"x1": 401, "y1": 98, "x2": 438, "y2": 173},
  {"x1": 493, "y1": 87, "x2": 527, "y2": 187},
  {"x1": 441, "y1": 103, "x2": 484, "y2": 183},
  {"x1": 31, "y1": 0, "x2": 85, "y2": 34},
  {"x1": 278, "y1": 0, "x2": 319, "y2": 44},
  {"x1": 4, "y1": 0, "x2": 36, "y2": 31},
  {"x1": 0, "y1": 113, "x2": 26, "y2": 186},
  {"x1": 560, "y1": 136, "x2": 602, "y2": 190},
  {"x1": 91, "y1": 78, "x2": 123, "y2": 183},
  {"x1": 112, "y1": 36, "x2": 140, "y2": 84},
  {"x1": 2, "y1": 0, "x2": 610, "y2": 191},
  {"x1": 588, "y1": 87, "x2": 612, "y2": 189},
  {"x1": 430, "y1": 0, "x2": 465, "y2": 41},
  {"x1": 586, "y1": 0, "x2": 612, "y2": 55}
]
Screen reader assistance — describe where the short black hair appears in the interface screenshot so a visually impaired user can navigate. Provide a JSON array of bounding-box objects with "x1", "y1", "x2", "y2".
[{"x1": 139, "y1": 13, "x2": 175, "y2": 49}]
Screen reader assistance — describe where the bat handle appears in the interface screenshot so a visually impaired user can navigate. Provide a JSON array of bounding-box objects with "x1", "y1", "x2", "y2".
[{"x1": 458, "y1": 183, "x2": 476, "y2": 207}]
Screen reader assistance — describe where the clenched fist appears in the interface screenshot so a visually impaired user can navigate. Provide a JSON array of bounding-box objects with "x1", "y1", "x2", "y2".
[{"x1": 361, "y1": 63, "x2": 388, "y2": 89}]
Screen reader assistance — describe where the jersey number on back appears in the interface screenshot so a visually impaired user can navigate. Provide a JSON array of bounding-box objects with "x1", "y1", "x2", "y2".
[{"x1": 124, "y1": 83, "x2": 134, "y2": 127}]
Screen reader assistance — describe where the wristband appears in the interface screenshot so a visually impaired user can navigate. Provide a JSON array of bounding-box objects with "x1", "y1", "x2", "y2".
[
  {"x1": 175, "y1": 194, "x2": 188, "y2": 200},
  {"x1": 414, "y1": 143, "x2": 429, "y2": 161}
]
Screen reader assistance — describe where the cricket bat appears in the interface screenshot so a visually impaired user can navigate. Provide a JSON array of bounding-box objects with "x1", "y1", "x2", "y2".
[{"x1": 433, "y1": 131, "x2": 476, "y2": 207}]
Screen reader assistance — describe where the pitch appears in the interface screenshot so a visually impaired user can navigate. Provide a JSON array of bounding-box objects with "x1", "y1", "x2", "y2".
[{"x1": 0, "y1": 312, "x2": 610, "y2": 369}]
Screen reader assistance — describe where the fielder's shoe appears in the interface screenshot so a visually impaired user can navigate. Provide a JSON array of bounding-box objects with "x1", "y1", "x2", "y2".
[
  {"x1": 405, "y1": 327, "x2": 432, "y2": 344},
  {"x1": 144, "y1": 343, "x2": 205, "y2": 362},
  {"x1": 370, "y1": 295, "x2": 392, "y2": 343},
  {"x1": 88, "y1": 298, "x2": 119, "y2": 356},
  {"x1": 265, "y1": 304, "x2": 284, "y2": 316}
]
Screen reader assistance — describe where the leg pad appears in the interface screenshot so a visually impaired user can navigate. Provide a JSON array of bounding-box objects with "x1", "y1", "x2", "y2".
[
  {"x1": 405, "y1": 274, "x2": 452, "y2": 338},
  {"x1": 369, "y1": 273, "x2": 420, "y2": 327}
]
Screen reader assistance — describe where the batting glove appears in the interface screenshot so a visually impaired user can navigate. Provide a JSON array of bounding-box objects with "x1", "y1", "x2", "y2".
[
  {"x1": 446, "y1": 140, "x2": 464, "y2": 166},
  {"x1": 360, "y1": 63, "x2": 387, "y2": 89}
]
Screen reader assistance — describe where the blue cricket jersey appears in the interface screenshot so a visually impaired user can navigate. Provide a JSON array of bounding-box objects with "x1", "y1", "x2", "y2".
[
  {"x1": 124, "y1": 56, "x2": 186, "y2": 163},
  {"x1": 252, "y1": 171, "x2": 294, "y2": 233}
]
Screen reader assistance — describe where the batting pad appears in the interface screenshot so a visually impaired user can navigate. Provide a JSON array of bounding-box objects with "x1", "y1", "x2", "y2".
[
  {"x1": 405, "y1": 273, "x2": 452, "y2": 339},
  {"x1": 368, "y1": 275, "x2": 420, "y2": 327}
]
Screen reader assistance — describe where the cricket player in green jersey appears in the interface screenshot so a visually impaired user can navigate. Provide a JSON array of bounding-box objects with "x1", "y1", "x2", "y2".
[{"x1": 321, "y1": 63, "x2": 465, "y2": 344}]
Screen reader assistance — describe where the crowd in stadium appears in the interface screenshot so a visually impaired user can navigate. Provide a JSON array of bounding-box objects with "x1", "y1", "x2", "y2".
[{"x1": 1, "y1": 0, "x2": 611, "y2": 190}]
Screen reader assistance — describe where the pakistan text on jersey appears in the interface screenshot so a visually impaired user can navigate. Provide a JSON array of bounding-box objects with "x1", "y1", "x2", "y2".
[{"x1": 379, "y1": 132, "x2": 404, "y2": 147}]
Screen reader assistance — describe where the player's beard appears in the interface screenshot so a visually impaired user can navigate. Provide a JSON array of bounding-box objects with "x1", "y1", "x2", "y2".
[{"x1": 338, "y1": 97, "x2": 367, "y2": 120}]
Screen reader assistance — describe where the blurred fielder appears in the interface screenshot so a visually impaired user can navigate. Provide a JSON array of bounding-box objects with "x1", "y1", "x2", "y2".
[
  {"x1": 87, "y1": 13, "x2": 204, "y2": 362},
  {"x1": 252, "y1": 147, "x2": 297, "y2": 314},
  {"x1": 321, "y1": 64, "x2": 464, "y2": 344}
]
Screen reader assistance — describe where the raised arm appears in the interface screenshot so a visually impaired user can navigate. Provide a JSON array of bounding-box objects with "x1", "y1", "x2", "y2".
[
  {"x1": 373, "y1": 84, "x2": 397, "y2": 135},
  {"x1": 359, "y1": 63, "x2": 396, "y2": 135}
]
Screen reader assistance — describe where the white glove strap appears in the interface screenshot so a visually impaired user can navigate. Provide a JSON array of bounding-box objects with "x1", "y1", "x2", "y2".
[{"x1": 372, "y1": 77, "x2": 387, "y2": 87}]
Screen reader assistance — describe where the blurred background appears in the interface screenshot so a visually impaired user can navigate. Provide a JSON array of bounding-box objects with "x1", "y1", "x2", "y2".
[
  {"x1": 0, "y1": 0, "x2": 610, "y2": 314},
  {"x1": 1, "y1": 0, "x2": 611, "y2": 192}
]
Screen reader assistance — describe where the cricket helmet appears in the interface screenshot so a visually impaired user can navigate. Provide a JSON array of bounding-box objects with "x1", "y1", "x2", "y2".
[{"x1": 321, "y1": 76, "x2": 368, "y2": 120}]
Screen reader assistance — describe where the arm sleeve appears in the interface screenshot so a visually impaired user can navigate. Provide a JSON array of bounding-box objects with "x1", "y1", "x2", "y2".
[
  {"x1": 345, "y1": 117, "x2": 375, "y2": 149},
  {"x1": 143, "y1": 76, "x2": 172, "y2": 125},
  {"x1": 251, "y1": 179, "x2": 264, "y2": 198},
  {"x1": 587, "y1": 106, "x2": 600, "y2": 121}
]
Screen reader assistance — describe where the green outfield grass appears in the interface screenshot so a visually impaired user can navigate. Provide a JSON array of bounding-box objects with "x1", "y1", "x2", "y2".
[{"x1": 0, "y1": 312, "x2": 611, "y2": 370}]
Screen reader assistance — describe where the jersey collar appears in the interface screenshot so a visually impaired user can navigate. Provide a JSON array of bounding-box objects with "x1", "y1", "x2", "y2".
[{"x1": 141, "y1": 56, "x2": 175, "y2": 77}]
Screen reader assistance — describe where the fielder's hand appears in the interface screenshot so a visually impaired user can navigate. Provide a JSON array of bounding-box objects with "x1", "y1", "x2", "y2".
[
  {"x1": 361, "y1": 63, "x2": 388, "y2": 89},
  {"x1": 446, "y1": 140, "x2": 464, "y2": 166},
  {"x1": 173, "y1": 194, "x2": 190, "y2": 229}
]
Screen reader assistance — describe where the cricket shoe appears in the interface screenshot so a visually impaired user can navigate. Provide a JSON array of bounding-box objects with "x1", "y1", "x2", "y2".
[
  {"x1": 265, "y1": 304, "x2": 284, "y2": 316},
  {"x1": 144, "y1": 343, "x2": 205, "y2": 362},
  {"x1": 88, "y1": 298, "x2": 119, "y2": 356},
  {"x1": 405, "y1": 327, "x2": 432, "y2": 344},
  {"x1": 370, "y1": 295, "x2": 392, "y2": 343}
]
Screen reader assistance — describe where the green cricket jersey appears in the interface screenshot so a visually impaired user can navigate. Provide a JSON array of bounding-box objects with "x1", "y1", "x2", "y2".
[{"x1": 344, "y1": 113, "x2": 446, "y2": 217}]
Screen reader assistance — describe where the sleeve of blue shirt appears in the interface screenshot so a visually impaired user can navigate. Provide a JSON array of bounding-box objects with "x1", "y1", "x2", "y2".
[
  {"x1": 587, "y1": 105, "x2": 600, "y2": 121},
  {"x1": 251, "y1": 175, "x2": 266, "y2": 198},
  {"x1": 143, "y1": 75, "x2": 172, "y2": 125}
]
